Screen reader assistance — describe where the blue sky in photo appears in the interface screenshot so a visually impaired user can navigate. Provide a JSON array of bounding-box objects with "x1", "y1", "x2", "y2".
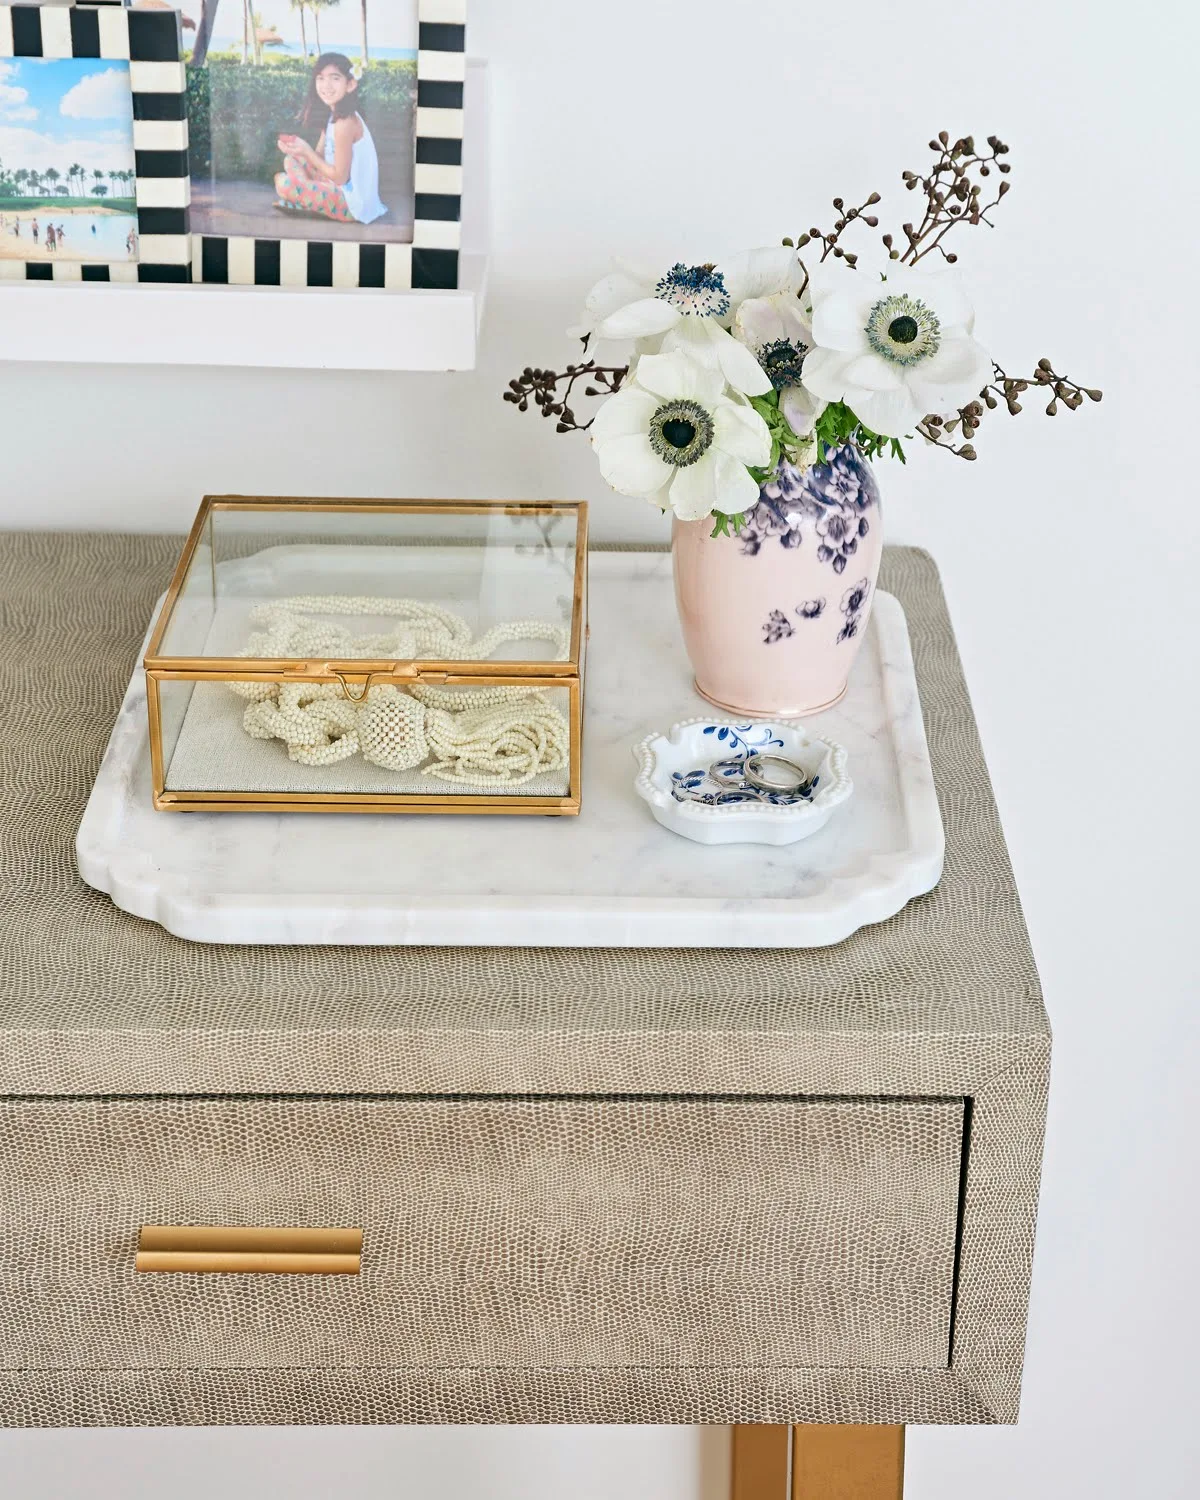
[
  {"x1": 207, "y1": 0, "x2": 418, "y2": 56},
  {"x1": 0, "y1": 58, "x2": 136, "y2": 177}
]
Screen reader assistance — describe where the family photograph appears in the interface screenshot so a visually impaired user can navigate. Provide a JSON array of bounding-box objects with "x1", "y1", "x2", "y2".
[{"x1": 186, "y1": 0, "x2": 418, "y2": 244}]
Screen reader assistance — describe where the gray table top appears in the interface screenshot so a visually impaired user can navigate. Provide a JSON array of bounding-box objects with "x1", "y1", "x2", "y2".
[{"x1": 0, "y1": 533, "x2": 1047, "y2": 1097}]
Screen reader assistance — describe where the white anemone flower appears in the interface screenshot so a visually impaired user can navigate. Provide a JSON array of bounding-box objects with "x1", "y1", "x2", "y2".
[
  {"x1": 568, "y1": 256, "x2": 781, "y2": 397},
  {"x1": 734, "y1": 289, "x2": 825, "y2": 438},
  {"x1": 800, "y1": 265, "x2": 992, "y2": 437},
  {"x1": 589, "y1": 351, "x2": 771, "y2": 522}
]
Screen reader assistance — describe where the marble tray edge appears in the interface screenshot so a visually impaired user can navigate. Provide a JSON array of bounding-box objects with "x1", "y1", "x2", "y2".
[{"x1": 75, "y1": 580, "x2": 945, "y2": 948}]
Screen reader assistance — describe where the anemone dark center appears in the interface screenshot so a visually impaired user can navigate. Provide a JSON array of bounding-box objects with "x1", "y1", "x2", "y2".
[
  {"x1": 662, "y1": 418, "x2": 697, "y2": 449},
  {"x1": 648, "y1": 398, "x2": 714, "y2": 468},
  {"x1": 888, "y1": 315, "x2": 919, "y2": 344}
]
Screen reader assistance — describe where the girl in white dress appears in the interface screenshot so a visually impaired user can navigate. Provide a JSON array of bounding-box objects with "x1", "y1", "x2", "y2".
[{"x1": 274, "y1": 53, "x2": 388, "y2": 225}]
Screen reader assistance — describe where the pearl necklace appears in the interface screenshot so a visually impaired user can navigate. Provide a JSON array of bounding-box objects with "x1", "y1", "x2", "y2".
[
  {"x1": 237, "y1": 595, "x2": 569, "y2": 665},
  {"x1": 232, "y1": 597, "x2": 571, "y2": 787}
]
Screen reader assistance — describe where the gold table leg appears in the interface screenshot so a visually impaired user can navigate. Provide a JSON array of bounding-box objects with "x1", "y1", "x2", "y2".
[
  {"x1": 731, "y1": 1425, "x2": 789, "y2": 1500},
  {"x1": 730, "y1": 1425, "x2": 905, "y2": 1500}
]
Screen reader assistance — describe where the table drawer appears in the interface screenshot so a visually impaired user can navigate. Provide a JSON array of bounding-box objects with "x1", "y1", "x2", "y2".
[{"x1": 0, "y1": 1096, "x2": 964, "y2": 1372}]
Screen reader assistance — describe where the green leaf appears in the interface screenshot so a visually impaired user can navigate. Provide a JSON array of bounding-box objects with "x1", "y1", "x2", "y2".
[
  {"x1": 813, "y1": 399, "x2": 908, "y2": 465},
  {"x1": 709, "y1": 510, "x2": 748, "y2": 540},
  {"x1": 751, "y1": 388, "x2": 812, "y2": 469}
]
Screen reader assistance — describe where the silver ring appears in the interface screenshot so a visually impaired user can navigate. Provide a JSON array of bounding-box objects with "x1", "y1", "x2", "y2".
[{"x1": 743, "y1": 753, "x2": 812, "y2": 795}]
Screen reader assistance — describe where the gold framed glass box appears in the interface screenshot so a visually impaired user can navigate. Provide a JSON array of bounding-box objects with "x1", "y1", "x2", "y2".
[{"x1": 145, "y1": 497, "x2": 587, "y2": 815}]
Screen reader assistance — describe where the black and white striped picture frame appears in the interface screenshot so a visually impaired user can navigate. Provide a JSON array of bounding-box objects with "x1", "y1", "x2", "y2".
[
  {"x1": 412, "y1": 0, "x2": 465, "y2": 289},
  {"x1": 191, "y1": 0, "x2": 464, "y2": 292},
  {"x1": 0, "y1": 4, "x2": 190, "y2": 284}
]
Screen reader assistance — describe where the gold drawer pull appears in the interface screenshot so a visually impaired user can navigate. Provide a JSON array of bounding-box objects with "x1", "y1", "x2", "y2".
[{"x1": 137, "y1": 1226, "x2": 362, "y2": 1275}]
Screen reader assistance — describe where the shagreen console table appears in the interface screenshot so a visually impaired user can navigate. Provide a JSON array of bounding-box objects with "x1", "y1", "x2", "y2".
[{"x1": 0, "y1": 535, "x2": 1049, "y2": 1500}]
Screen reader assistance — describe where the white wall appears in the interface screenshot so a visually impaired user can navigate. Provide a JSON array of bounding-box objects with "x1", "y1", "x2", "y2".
[{"x1": 3, "y1": 0, "x2": 1198, "y2": 1495}]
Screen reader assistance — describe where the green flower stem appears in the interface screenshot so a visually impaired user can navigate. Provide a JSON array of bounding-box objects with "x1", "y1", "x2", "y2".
[{"x1": 747, "y1": 390, "x2": 809, "y2": 485}]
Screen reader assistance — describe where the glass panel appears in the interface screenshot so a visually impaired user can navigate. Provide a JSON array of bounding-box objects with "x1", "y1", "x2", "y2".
[
  {"x1": 156, "y1": 504, "x2": 579, "y2": 666},
  {"x1": 157, "y1": 676, "x2": 575, "y2": 800},
  {"x1": 155, "y1": 511, "x2": 216, "y2": 659},
  {"x1": 154, "y1": 678, "x2": 196, "y2": 784}
]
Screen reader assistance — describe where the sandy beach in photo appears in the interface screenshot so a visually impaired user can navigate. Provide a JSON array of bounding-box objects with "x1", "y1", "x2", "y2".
[
  {"x1": 0, "y1": 204, "x2": 138, "y2": 262},
  {"x1": 0, "y1": 54, "x2": 140, "y2": 262}
]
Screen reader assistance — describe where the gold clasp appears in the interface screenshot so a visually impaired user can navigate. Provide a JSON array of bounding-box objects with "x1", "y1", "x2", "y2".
[
  {"x1": 331, "y1": 666, "x2": 450, "y2": 701},
  {"x1": 332, "y1": 669, "x2": 376, "y2": 703}
]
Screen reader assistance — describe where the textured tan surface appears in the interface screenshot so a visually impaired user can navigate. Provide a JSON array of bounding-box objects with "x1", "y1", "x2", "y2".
[
  {"x1": 0, "y1": 1367, "x2": 998, "y2": 1427},
  {"x1": 0, "y1": 534, "x2": 1049, "y2": 1427},
  {"x1": 0, "y1": 1095, "x2": 962, "y2": 1371},
  {"x1": 0, "y1": 534, "x2": 1046, "y2": 1100}
]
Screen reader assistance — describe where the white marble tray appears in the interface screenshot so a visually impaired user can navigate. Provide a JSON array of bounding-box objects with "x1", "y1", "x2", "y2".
[{"x1": 76, "y1": 551, "x2": 944, "y2": 947}]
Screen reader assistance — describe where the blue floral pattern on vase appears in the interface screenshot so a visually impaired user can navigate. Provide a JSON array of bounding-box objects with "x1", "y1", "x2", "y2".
[
  {"x1": 837, "y1": 579, "x2": 871, "y2": 643},
  {"x1": 762, "y1": 579, "x2": 870, "y2": 648},
  {"x1": 762, "y1": 609, "x2": 794, "y2": 644},
  {"x1": 739, "y1": 444, "x2": 879, "y2": 575},
  {"x1": 670, "y1": 723, "x2": 820, "y2": 807}
]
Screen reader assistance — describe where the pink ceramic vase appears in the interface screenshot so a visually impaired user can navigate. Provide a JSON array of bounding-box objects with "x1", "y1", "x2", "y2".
[{"x1": 672, "y1": 445, "x2": 883, "y2": 718}]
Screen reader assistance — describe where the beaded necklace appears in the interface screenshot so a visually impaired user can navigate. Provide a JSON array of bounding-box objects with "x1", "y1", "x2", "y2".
[{"x1": 229, "y1": 597, "x2": 571, "y2": 787}]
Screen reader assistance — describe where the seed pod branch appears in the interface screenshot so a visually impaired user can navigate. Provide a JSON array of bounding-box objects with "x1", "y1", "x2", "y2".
[
  {"x1": 791, "y1": 191, "x2": 881, "y2": 298},
  {"x1": 918, "y1": 359, "x2": 1102, "y2": 459},
  {"x1": 895, "y1": 133, "x2": 1012, "y2": 265},
  {"x1": 503, "y1": 360, "x2": 629, "y2": 434}
]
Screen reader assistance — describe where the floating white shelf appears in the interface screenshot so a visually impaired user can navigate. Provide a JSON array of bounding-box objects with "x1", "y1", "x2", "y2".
[{"x1": 0, "y1": 62, "x2": 488, "y2": 373}]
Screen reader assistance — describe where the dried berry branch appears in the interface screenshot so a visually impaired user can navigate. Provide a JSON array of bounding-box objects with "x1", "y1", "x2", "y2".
[
  {"x1": 788, "y1": 191, "x2": 881, "y2": 292},
  {"x1": 890, "y1": 132, "x2": 1011, "y2": 266},
  {"x1": 503, "y1": 361, "x2": 628, "y2": 434},
  {"x1": 917, "y1": 359, "x2": 1103, "y2": 459}
]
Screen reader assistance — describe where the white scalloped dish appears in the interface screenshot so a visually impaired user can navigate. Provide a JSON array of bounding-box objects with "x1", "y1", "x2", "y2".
[{"x1": 633, "y1": 719, "x2": 853, "y2": 846}]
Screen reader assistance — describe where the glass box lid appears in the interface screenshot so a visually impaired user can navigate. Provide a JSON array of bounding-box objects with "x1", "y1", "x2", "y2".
[{"x1": 145, "y1": 498, "x2": 587, "y2": 680}]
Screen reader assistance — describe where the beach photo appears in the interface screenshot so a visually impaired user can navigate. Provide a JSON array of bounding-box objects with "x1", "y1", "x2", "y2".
[
  {"x1": 187, "y1": 0, "x2": 418, "y2": 244},
  {"x1": 0, "y1": 58, "x2": 139, "y2": 263}
]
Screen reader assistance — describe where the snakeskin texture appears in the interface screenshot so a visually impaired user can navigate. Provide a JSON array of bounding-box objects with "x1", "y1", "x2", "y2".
[
  {"x1": 0, "y1": 535, "x2": 1049, "y2": 1427},
  {"x1": 0, "y1": 537, "x2": 1044, "y2": 1102},
  {"x1": 0, "y1": 1096, "x2": 963, "y2": 1371}
]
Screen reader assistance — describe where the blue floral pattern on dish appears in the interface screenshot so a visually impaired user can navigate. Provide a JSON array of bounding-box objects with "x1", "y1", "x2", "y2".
[
  {"x1": 739, "y1": 444, "x2": 880, "y2": 576},
  {"x1": 670, "y1": 723, "x2": 819, "y2": 807}
]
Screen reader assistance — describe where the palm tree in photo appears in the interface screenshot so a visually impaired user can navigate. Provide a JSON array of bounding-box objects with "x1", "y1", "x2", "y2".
[
  {"x1": 309, "y1": 0, "x2": 340, "y2": 57},
  {"x1": 28, "y1": 170, "x2": 42, "y2": 198},
  {"x1": 44, "y1": 167, "x2": 61, "y2": 198},
  {"x1": 290, "y1": 0, "x2": 310, "y2": 58},
  {"x1": 70, "y1": 163, "x2": 84, "y2": 198},
  {"x1": 14, "y1": 168, "x2": 28, "y2": 197},
  {"x1": 92, "y1": 169, "x2": 104, "y2": 196},
  {"x1": 191, "y1": 0, "x2": 219, "y2": 68}
]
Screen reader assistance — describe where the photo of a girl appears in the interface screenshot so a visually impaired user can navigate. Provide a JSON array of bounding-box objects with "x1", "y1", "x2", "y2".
[
  {"x1": 186, "y1": 0, "x2": 418, "y2": 247},
  {"x1": 275, "y1": 54, "x2": 387, "y2": 225}
]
